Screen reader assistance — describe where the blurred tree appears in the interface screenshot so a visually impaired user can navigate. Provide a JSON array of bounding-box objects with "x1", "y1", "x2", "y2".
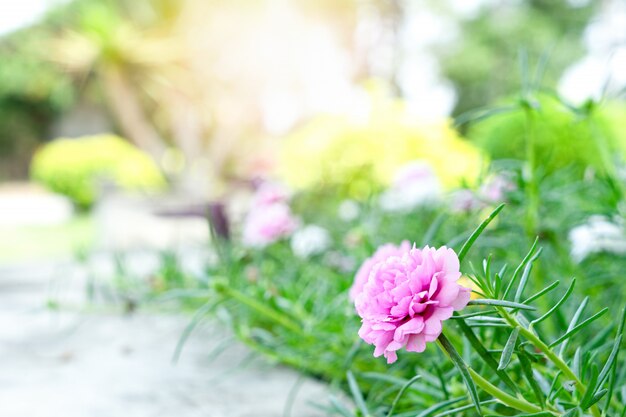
[
  {"x1": 0, "y1": 27, "x2": 75, "y2": 179},
  {"x1": 433, "y1": 0, "x2": 600, "y2": 117}
]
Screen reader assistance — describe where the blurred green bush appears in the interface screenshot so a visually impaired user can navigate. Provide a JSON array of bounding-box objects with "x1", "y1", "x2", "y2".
[
  {"x1": 31, "y1": 134, "x2": 166, "y2": 208},
  {"x1": 467, "y1": 94, "x2": 626, "y2": 175}
]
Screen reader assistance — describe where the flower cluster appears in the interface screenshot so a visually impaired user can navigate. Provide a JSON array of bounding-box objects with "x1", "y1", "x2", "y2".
[{"x1": 353, "y1": 245, "x2": 470, "y2": 363}]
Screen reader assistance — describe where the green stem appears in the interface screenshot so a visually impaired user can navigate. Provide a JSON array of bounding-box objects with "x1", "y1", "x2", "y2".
[
  {"x1": 213, "y1": 279, "x2": 306, "y2": 336},
  {"x1": 497, "y1": 308, "x2": 602, "y2": 417},
  {"x1": 468, "y1": 368, "x2": 545, "y2": 414}
]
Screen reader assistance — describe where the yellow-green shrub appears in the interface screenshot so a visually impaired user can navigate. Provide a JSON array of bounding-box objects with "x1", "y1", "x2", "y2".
[
  {"x1": 467, "y1": 94, "x2": 626, "y2": 175},
  {"x1": 278, "y1": 96, "x2": 485, "y2": 198},
  {"x1": 31, "y1": 134, "x2": 165, "y2": 208}
]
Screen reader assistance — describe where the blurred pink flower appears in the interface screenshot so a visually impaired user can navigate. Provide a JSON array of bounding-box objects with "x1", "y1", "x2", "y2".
[
  {"x1": 349, "y1": 241, "x2": 412, "y2": 301},
  {"x1": 479, "y1": 175, "x2": 515, "y2": 203},
  {"x1": 355, "y1": 246, "x2": 470, "y2": 363},
  {"x1": 253, "y1": 182, "x2": 291, "y2": 206},
  {"x1": 242, "y1": 203, "x2": 298, "y2": 247}
]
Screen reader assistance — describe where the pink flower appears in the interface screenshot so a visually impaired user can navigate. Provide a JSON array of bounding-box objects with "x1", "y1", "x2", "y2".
[
  {"x1": 349, "y1": 241, "x2": 412, "y2": 301},
  {"x1": 355, "y1": 246, "x2": 470, "y2": 363},
  {"x1": 242, "y1": 203, "x2": 298, "y2": 247},
  {"x1": 253, "y1": 182, "x2": 290, "y2": 206}
]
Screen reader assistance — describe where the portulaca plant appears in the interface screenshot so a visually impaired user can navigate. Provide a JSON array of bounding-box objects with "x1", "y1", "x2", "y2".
[{"x1": 350, "y1": 205, "x2": 625, "y2": 417}]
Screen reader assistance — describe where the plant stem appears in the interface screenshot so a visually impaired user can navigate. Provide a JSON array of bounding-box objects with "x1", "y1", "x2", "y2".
[
  {"x1": 497, "y1": 307, "x2": 602, "y2": 417},
  {"x1": 467, "y1": 368, "x2": 545, "y2": 414}
]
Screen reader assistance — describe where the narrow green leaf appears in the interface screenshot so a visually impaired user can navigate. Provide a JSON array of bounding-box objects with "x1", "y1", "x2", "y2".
[
  {"x1": 346, "y1": 371, "x2": 370, "y2": 417},
  {"x1": 503, "y1": 238, "x2": 539, "y2": 299},
  {"x1": 385, "y1": 375, "x2": 421, "y2": 417},
  {"x1": 437, "y1": 333, "x2": 482, "y2": 415},
  {"x1": 604, "y1": 306, "x2": 626, "y2": 412},
  {"x1": 522, "y1": 280, "x2": 560, "y2": 305},
  {"x1": 434, "y1": 400, "x2": 498, "y2": 417},
  {"x1": 562, "y1": 409, "x2": 579, "y2": 417},
  {"x1": 498, "y1": 328, "x2": 520, "y2": 370},
  {"x1": 513, "y1": 412, "x2": 554, "y2": 417},
  {"x1": 457, "y1": 204, "x2": 505, "y2": 263},
  {"x1": 559, "y1": 297, "x2": 589, "y2": 357},
  {"x1": 451, "y1": 310, "x2": 499, "y2": 319},
  {"x1": 549, "y1": 308, "x2": 609, "y2": 348},
  {"x1": 518, "y1": 352, "x2": 546, "y2": 407},
  {"x1": 531, "y1": 279, "x2": 576, "y2": 326},
  {"x1": 328, "y1": 395, "x2": 353, "y2": 417},
  {"x1": 514, "y1": 248, "x2": 542, "y2": 302},
  {"x1": 415, "y1": 397, "x2": 464, "y2": 417},
  {"x1": 580, "y1": 364, "x2": 599, "y2": 409},
  {"x1": 468, "y1": 299, "x2": 536, "y2": 311},
  {"x1": 583, "y1": 389, "x2": 608, "y2": 410},
  {"x1": 454, "y1": 316, "x2": 519, "y2": 393},
  {"x1": 592, "y1": 331, "x2": 623, "y2": 399}
]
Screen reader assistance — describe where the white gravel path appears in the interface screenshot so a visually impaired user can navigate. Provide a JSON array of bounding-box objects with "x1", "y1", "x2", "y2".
[{"x1": 0, "y1": 261, "x2": 330, "y2": 417}]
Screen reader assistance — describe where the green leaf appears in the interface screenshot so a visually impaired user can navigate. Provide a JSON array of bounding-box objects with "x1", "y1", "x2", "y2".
[
  {"x1": 433, "y1": 400, "x2": 498, "y2": 417},
  {"x1": 583, "y1": 389, "x2": 608, "y2": 410},
  {"x1": 559, "y1": 297, "x2": 589, "y2": 357},
  {"x1": 437, "y1": 333, "x2": 482, "y2": 415},
  {"x1": 562, "y1": 408, "x2": 579, "y2": 417},
  {"x1": 514, "y1": 248, "x2": 542, "y2": 302},
  {"x1": 549, "y1": 308, "x2": 609, "y2": 348},
  {"x1": 385, "y1": 374, "x2": 421, "y2": 417},
  {"x1": 415, "y1": 397, "x2": 465, "y2": 417},
  {"x1": 522, "y1": 280, "x2": 560, "y2": 305},
  {"x1": 498, "y1": 328, "x2": 519, "y2": 370},
  {"x1": 503, "y1": 238, "x2": 539, "y2": 299},
  {"x1": 590, "y1": 331, "x2": 623, "y2": 401},
  {"x1": 518, "y1": 351, "x2": 546, "y2": 408},
  {"x1": 604, "y1": 306, "x2": 626, "y2": 411},
  {"x1": 328, "y1": 395, "x2": 353, "y2": 417},
  {"x1": 468, "y1": 299, "x2": 536, "y2": 311},
  {"x1": 531, "y1": 278, "x2": 576, "y2": 326},
  {"x1": 454, "y1": 316, "x2": 519, "y2": 393},
  {"x1": 580, "y1": 364, "x2": 599, "y2": 409},
  {"x1": 346, "y1": 371, "x2": 370, "y2": 417},
  {"x1": 457, "y1": 203, "x2": 505, "y2": 263}
]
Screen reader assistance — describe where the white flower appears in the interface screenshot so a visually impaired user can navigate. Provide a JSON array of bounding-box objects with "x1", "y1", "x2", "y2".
[
  {"x1": 379, "y1": 161, "x2": 442, "y2": 212},
  {"x1": 569, "y1": 216, "x2": 626, "y2": 262},
  {"x1": 338, "y1": 200, "x2": 360, "y2": 222},
  {"x1": 290, "y1": 225, "x2": 331, "y2": 258}
]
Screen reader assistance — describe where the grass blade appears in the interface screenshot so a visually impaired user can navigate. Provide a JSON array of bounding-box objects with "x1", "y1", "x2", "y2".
[
  {"x1": 457, "y1": 204, "x2": 505, "y2": 263},
  {"x1": 498, "y1": 328, "x2": 520, "y2": 370}
]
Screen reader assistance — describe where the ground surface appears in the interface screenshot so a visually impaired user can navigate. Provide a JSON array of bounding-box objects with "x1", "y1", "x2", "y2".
[{"x1": 0, "y1": 260, "x2": 330, "y2": 417}]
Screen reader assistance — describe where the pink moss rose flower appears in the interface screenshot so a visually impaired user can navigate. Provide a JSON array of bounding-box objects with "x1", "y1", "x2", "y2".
[
  {"x1": 242, "y1": 203, "x2": 298, "y2": 247},
  {"x1": 355, "y1": 245, "x2": 471, "y2": 363},
  {"x1": 349, "y1": 241, "x2": 412, "y2": 301}
]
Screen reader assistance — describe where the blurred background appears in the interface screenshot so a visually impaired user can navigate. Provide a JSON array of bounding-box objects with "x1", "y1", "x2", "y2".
[{"x1": 1, "y1": 0, "x2": 626, "y2": 415}]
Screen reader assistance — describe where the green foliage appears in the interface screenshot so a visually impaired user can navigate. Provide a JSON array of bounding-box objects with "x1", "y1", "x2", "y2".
[
  {"x1": 0, "y1": 26, "x2": 75, "y2": 179},
  {"x1": 30, "y1": 134, "x2": 166, "y2": 208},
  {"x1": 435, "y1": 0, "x2": 599, "y2": 116},
  {"x1": 467, "y1": 93, "x2": 626, "y2": 175}
]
